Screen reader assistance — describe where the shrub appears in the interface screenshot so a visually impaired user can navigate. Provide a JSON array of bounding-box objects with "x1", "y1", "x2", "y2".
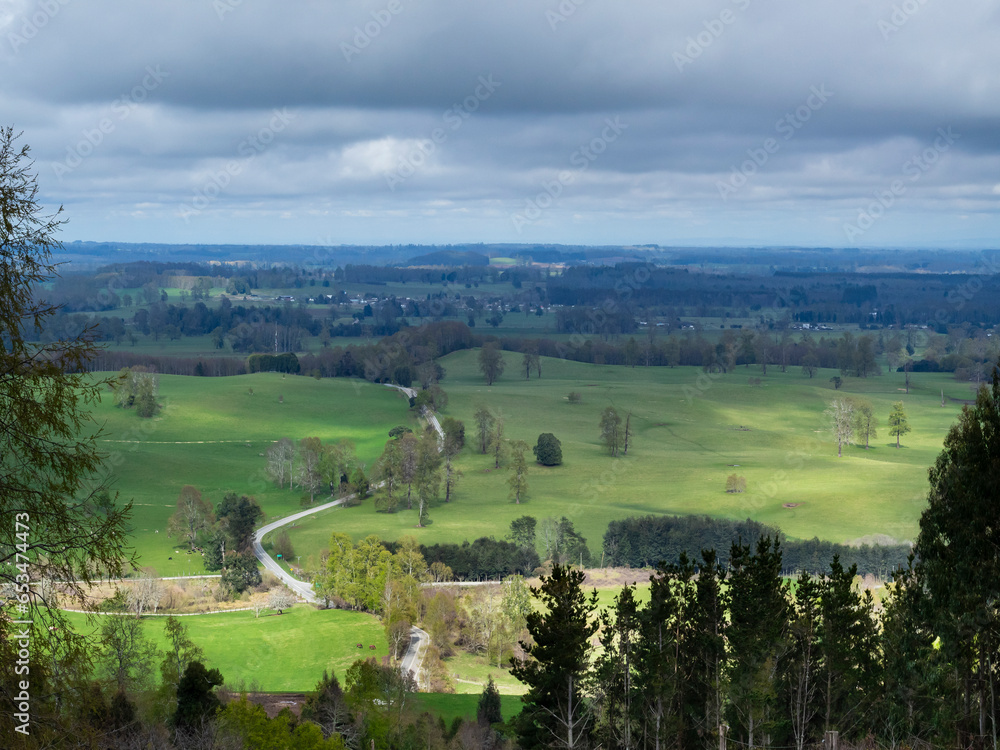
[
  {"x1": 567, "y1": 391, "x2": 582, "y2": 403},
  {"x1": 533, "y1": 433, "x2": 563, "y2": 466}
]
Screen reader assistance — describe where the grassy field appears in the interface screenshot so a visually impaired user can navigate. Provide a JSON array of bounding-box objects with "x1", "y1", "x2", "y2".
[
  {"x1": 88, "y1": 374, "x2": 414, "y2": 575},
  {"x1": 61, "y1": 605, "x2": 388, "y2": 692},
  {"x1": 91, "y1": 352, "x2": 969, "y2": 576},
  {"x1": 282, "y1": 350, "x2": 968, "y2": 564},
  {"x1": 443, "y1": 651, "x2": 526, "y2": 696},
  {"x1": 411, "y1": 693, "x2": 522, "y2": 724}
]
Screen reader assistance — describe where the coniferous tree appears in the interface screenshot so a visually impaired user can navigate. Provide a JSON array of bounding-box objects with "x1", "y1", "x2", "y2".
[
  {"x1": 302, "y1": 670, "x2": 356, "y2": 744},
  {"x1": 784, "y1": 571, "x2": 822, "y2": 750},
  {"x1": 725, "y1": 536, "x2": 791, "y2": 749},
  {"x1": 172, "y1": 661, "x2": 224, "y2": 732},
  {"x1": 512, "y1": 564, "x2": 598, "y2": 750},
  {"x1": 634, "y1": 554, "x2": 697, "y2": 749},
  {"x1": 689, "y1": 549, "x2": 727, "y2": 746},
  {"x1": 878, "y1": 559, "x2": 952, "y2": 748},
  {"x1": 478, "y1": 676, "x2": 503, "y2": 726},
  {"x1": 914, "y1": 367, "x2": 1000, "y2": 746},
  {"x1": 533, "y1": 432, "x2": 563, "y2": 466},
  {"x1": 0, "y1": 127, "x2": 134, "y2": 741},
  {"x1": 593, "y1": 585, "x2": 641, "y2": 750},
  {"x1": 817, "y1": 556, "x2": 880, "y2": 739}
]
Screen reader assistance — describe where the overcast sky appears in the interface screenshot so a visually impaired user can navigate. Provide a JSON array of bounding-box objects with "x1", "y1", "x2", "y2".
[{"x1": 3, "y1": 0, "x2": 999, "y2": 248}]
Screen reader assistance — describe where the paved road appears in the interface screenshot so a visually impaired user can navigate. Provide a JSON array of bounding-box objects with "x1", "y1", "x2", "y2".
[
  {"x1": 252, "y1": 498, "x2": 345, "y2": 602},
  {"x1": 384, "y1": 384, "x2": 444, "y2": 440},
  {"x1": 400, "y1": 625, "x2": 430, "y2": 689},
  {"x1": 252, "y1": 386, "x2": 441, "y2": 682}
]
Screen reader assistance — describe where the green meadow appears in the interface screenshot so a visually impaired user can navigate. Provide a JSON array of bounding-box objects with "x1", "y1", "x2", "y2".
[
  {"x1": 91, "y1": 351, "x2": 970, "y2": 575},
  {"x1": 88, "y1": 373, "x2": 415, "y2": 575},
  {"x1": 412, "y1": 693, "x2": 522, "y2": 725},
  {"x1": 281, "y1": 349, "x2": 966, "y2": 564},
  {"x1": 61, "y1": 605, "x2": 387, "y2": 693}
]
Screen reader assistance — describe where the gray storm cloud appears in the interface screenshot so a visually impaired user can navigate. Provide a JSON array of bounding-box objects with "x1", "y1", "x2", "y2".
[{"x1": 2, "y1": 0, "x2": 998, "y2": 246}]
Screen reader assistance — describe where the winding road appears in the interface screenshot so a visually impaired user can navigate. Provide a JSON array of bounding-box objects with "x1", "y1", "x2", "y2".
[
  {"x1": 251, "y1": 382, "x2": 442, "y2": 686},
  {"x1": 252, "y1": 498, "x2": 345, "y2": 602}
]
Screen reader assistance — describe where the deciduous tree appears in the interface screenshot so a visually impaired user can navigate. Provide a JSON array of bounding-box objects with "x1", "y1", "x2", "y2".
[
  {"x1": 166, "y1": 485, "x2": 215, "y2": 551},
  {"x1": 600, "y1": 406, "x2": 624, "y2": 457},
  {"x1": 373, "y1": 438, "x2": 403, "y2": 513},
  {"x1": 268, "y1": 588, "x2": 297, "y2": 615},
  {"x1": 853, "y1": 398, "x2": 878, "y2": 449},
  {"x1": 296, "y1": 436, "x2": 324, "y2": 503},
  {"x1": 414, "y1": 430, "x2": 442, "y2": 527},
  {"x1": 99, "y1": 594, "x2": 160, "y2": 693},
  {"x1": 478, "y1": 343, "x2": 505, "y2": 385},
  {"x1": 490, "y1": 414, "x2": 507, "y2": 469},
  {"x1": 474, "y1": 404, "x2": 494, "y2": 454},
  {"x1": 533, "y1": 433, "x2": 563, "y2": 466},
  {"x1": 508, "y1": 439, "x2": 530, "y2": 504},
  {"x1": 442, "y1": 418, "x2": 464, "y2": 503},
  {"x1": 888, "y1": 400, "x2": 910, "y2": 448},
  {"x1": 826, "y1": 397, "x2": 856, "y2": 457},
  {"x1": 266, "y1": 437, "x2": 295, "y2": 489}
]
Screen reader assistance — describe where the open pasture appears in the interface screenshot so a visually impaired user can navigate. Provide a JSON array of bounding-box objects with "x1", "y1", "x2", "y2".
[
  {"x1": 87, "y1": 373, "x2": 413, "y2": 575},
  {"x1": 282, "y1": 350, "x2": 967, "y2": 564},
  {"x1": 61, "y1": 605, "x2": 387, "y2": 693}
]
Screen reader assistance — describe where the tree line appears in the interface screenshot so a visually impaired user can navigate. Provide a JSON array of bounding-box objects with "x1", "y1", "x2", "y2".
[
  {"x1": 603, "y1": 514, "x2": 912, "y2": 579},
  {"x1": 547, "y1": 262, "x2": 1000, "y2": 328}
]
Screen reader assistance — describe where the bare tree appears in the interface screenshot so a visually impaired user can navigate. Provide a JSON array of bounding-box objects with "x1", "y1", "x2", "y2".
[
  {"x1": 825, "y1": 398, "x2": 856, "y2": 457},
  {"x1": 295, "y1": 437, "x2": 324, "y2": 502},
  {"x1": 127, "y1": 573, "x2": 165, "y2": 618},
  {"x1": 265, "y1": 437, "x2": 295, "y2": 489}
]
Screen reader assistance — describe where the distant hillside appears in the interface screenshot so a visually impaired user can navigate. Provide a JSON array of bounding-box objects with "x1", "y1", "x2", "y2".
[{"x1": 406, "y1": 250, "x2": 490, "y2": 266}]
